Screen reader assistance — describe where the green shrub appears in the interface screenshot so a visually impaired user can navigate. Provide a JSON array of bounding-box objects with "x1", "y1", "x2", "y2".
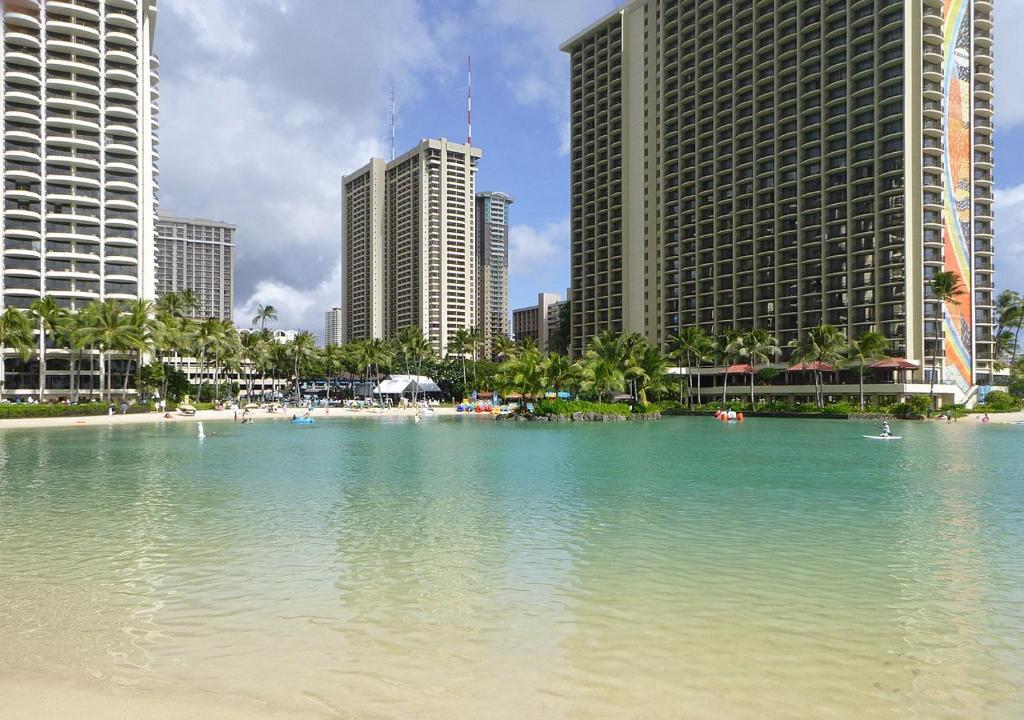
[
  {"x1": 892, "y1": 395, "x2": 932, "y2": 418},
  {"x1": 533, "y1": 399, "x2": 632, "y2": 417},
  {"x1": 823, "y1": 401, "x2": 855, "y2": 415},
  {"x1": 981, "y1": 390, "x2": 1021, "y2": 413},
  {"x1": 0, "y1": 402, "x2": 155, "y2": 420}
]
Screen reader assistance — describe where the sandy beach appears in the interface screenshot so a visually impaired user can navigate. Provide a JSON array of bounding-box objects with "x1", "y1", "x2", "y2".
[{"x1": 0, "y1": 404, "x2": 463, "y2": 430}]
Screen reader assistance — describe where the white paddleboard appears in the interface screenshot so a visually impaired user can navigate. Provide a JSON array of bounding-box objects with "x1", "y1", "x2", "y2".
[{"x1": 863, "y1": 435, "x2": 902, "y2": 440}]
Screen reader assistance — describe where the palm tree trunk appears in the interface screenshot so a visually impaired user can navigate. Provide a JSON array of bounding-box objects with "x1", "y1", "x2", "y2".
[
  {"x1": 859, "y1": 362, "x2": 865, "y2": 411},
  {"x1": 1011, "y1": 312, "x2": 1023, "y2": 366},
  {"x1": 122, "y1": 352, "x2": 132, "y2": 401},
  {"x1": 37, "y1": 325, "x2": 46, "y2": 401},
  {"x1": 696, "y1": 363, "x2": 702, "y2": 406},
  {"x1": 750, "y1": 370, "x2": 755, "y2": 407},
  {"x1": 0, "y1": 345, "x2": 6, "y2": 400},
  {"x1": 722, "y1": 371, "x2": 728, "y2": 404},
  {"x1": 461, "y1": 358, "x2": 467, "y2": 398},
  {"x1": 97, "y1": 349, "x2": 105, "y2": 404}
]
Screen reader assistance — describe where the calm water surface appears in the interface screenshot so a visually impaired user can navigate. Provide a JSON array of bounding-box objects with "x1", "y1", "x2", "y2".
[{"x1": 0, "y1": 416, "x2": 1022, "y2": 718}]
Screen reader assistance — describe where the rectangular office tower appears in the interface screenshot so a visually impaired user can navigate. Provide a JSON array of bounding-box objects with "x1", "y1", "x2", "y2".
[
  {"x1": 155, "y1": 212, "x2": 235, "y2": 321},
  {"x1": 1, "y1": 0, "x2": 160, "y2": 398},
  {"x1": 324, "y1": 306, "x2": 343, "y2": 347},
  {"x1": 476, "y1": 191, "x2": 512, "y2": 356},
  {"x1": 562, "y1": 0, "x2": 995, "y2": 399},
  {"x1": 341, "y1": 138, "x2": 482, "y2": 356}
]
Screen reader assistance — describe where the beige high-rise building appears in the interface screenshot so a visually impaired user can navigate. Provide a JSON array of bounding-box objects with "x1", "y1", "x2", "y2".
[
  {"x1": 1, "y1": 0, "x2": 160, "y2": 399},
  {"x1": 324, "y1": 306, "x2": 343, "y2": 347},
  {"x1": 155, "y1": 212, "x2": 235, "y2": 321},
  {"x1": 341, "y1": 138, "x2": 482, "y2": 356},
  {"x1": 513, "y1": 291, "x2": 565, "y2": 353},
  {"x1": 562, "y1": 0, "x2": 995, "y2": 403},
  {"x1": 475, "y1": 191, "x2": 512, "y2": 357}
]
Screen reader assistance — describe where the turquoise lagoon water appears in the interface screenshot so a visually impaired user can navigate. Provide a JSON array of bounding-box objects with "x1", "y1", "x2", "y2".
[{"x1": 0, "y1": 416, "x2": 1022, "y2": 718}]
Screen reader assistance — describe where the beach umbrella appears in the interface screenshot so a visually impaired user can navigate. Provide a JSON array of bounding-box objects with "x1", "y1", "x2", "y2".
[
  {"x1": 724, "y1": 363, "x2": 755, "y2": 374},
  {"x1": 787, "y1": 361, "x2": 835, "y2": 372},
  {"x1": 869, "y1": 357, "x2": 919, "y2": 370}
]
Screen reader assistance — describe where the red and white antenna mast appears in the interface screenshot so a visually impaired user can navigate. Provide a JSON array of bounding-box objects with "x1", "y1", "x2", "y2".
[
  {"x1": 390, "y1": 85, "x2": 396, "y2": 161},
  {"x1": 466, "y1": 55, "x2": 472, "y2": 147}
]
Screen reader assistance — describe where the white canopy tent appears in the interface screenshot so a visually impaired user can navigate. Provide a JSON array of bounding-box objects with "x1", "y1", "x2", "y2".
[{"x1": 371, "y1": 375, "x2": 443, "y2": 398}]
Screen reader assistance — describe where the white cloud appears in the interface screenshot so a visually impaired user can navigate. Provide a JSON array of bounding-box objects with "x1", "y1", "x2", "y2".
[
  {"x1": 994, "y1": 3, "x2": 1024, "y2": 129},
  {"x1": 470, "y1": 0, "x2": 620, "y2": 153},
  {"x1": 509, "y1": 217, "x2": 570, "y2": 301},
  {"x1": 157, "y1": 0, "x2": 451, "y2": 334},
  {"x1": 995, "y1": 185, "x2": 1024, "y2": 291},
  {"x1": 235, "y1": 266, "x2": 341, "y2": 337}
]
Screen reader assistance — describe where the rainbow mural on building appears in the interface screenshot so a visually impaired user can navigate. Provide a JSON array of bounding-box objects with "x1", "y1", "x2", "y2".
[{"x1": 941, "y1": 0, "x2": 974, "y2": 392}]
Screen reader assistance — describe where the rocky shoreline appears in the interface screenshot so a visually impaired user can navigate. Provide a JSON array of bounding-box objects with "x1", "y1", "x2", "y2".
[{"x1": 496, "y1": 411, "x2": 661, "y2": 422}]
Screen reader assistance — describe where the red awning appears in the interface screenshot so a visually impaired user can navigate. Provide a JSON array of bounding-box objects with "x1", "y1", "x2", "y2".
[
  {"x1": 787, "y1": 361, "x2": 835, "y2": 372},
  {"x1": 870, "y1": 357, "x2": 919, "y2": 370},
  {"x1": 724, "y1": 363, "x2": 755, "y2": 374}
]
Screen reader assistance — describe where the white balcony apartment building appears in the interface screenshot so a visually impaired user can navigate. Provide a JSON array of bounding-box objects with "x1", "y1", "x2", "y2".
[
  {"x1": 1, "y1": 0, "x2": 159, "y2": 399},
  {"x1": 342, "y1": 138, "x2": 482, "y2": 357}
]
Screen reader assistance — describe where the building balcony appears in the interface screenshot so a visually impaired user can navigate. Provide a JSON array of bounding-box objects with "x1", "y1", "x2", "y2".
[
  {"x1": 45, "y1": 0, "x2": 99, "y2": 20},
  {"x1": 46, "y1": 57, "x2": 100, "y2": 77},
  {"x1": 5, "y1": 208, "x2": 42, "y2": 224},
  {"x1": 5, "y1": 127, "x2": 41, "y2": 144},
  {"x1": 46, "y1": 76, "x2": 100, "y2": 96},
  {"x1": 45, "y1": 94, "x2": 100, "y2": 114},
  {"x1": 105, "y1": 31, "x2": 137, "y2": 49},
  {"x1": 45, "y1": 112, "x2": 100, "y2": 133},
  {"x1": 5, "y1": 163, "x2": 42, "y2": 182},
  {"x1": 5, "y1": 70, "x2": 41, "y2": 90},
  {"x1": 105, "y1": 103, "x2": 138, "y2": 121},
  {"x1": 45, "y1": 169, "x2": 100, "y2": 187},
  {"x1": 47, "y1": 133, "x2": 101, "y2": 152},
  {"x1": 4, "y1": 50, "x2": 41, "y2": 69},
  {"x1": 105, "y1": 179, "x2": 138, "y2": 193},
  {"x1": 105, "y1": 67, "x2": 138, "y2": 84},
  {"x1": 4, "y1": 148, "x2": 42, "y2": 164},
  {"x1": 4, "y1": 88, "x2": 41, "y2": 108},
  {"x1": 45, "y1": 37, "x2": 100, "y2": 60},
  {"x1": 47, "y1": 18, "x2": 101, "y2": 42},
  {"x1": 105, "y1": 86, "x2": 138, "y2": 103},
  {"x1": 3, "y1": 27, "x2": 41, "y2": 48},
  {"x1": 106, "y1": 10, "x2": 138, "y2": 31}
]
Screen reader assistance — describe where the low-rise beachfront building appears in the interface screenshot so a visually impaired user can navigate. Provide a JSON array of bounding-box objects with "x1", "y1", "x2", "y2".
[
  {"x1": 513, "y1": 292, "x2": 567, "y2": 353},
  {"x1": 161, "y1": 354, "x2": 289, "y2": 401}
]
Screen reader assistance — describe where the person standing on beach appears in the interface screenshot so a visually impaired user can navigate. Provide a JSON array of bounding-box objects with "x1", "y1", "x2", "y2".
[{"x1": 120, "y1": 402, "x2": 128, "y2": 415}]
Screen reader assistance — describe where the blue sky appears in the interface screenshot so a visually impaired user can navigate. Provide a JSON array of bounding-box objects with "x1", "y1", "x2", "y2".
[{"x1": 155, "y1": 0, "x2": 1022, "y2": 333}]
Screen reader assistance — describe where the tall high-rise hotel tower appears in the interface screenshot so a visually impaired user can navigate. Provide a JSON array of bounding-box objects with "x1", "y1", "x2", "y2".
[
  {"x1": 2, "y1": 0, "x2": 159, "y2": 308},
  {"x1": 1, "y1": 1, "x2": 159, "y2": 395},
  {"x1": 563, "y1": 0, "x2": 995, "y2": 395},
  {"x1": 342, "y1": 139, "x2": 481, "y2": 356}
]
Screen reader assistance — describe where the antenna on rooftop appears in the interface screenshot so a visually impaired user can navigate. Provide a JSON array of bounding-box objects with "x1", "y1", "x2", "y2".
[
  {"x1": 390, "y1": 84, "x2": 396, "y2": 161},
  {"x1": 467, "y1": 55, "x2": 472, "y2": 147}
]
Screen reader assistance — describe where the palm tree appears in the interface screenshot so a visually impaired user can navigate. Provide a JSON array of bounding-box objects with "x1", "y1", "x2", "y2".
[
  {"x1": 448, "y1": 327, "x2": 475, "y2": 397},
  {"x1": 544, "y1": 352, "x2": 581, "y2": 395},
  {"x1": 30, "y1": 296, "x2": 68, "y2": 400},
  {"x1": 289, "y1": 331, "x2": 318, "y2": 400},
  {"x1": 739, "y1": 328, "x2": 781, "y2": 406},
  {"x1": 929, "y1": 271, "x2": 966, "y2": 408},
  {"x1": 361, "y1": 337, "x2": 393, "y2": 407},
  {"x1": 719, "y1": 329, "x2": 743, "y2": 404},
  {"x1": 75, "y1": 299, "x2": 134, "y2": 403},
  {"x1": 123, "y1": 299, "x2": 160, "y2": 402},
  {"x1": 396, "y1": 327, "x2": 432, "y2": 403},
  {"x1": 319, "y1": 343, "x2": 348, "y2": 404},
  {"x1": 251, "y1": 303, "x2": 278, "y2": 331},
  {"x1": 994, "y1": 289, "x2": 1023, "y2": 366},
  {"x1": 847, "y1": 331, "x2": 889, "y2": 411},
  {"x1": 581, "y1": 330, "x2": 629, "y2": 402},
  {"x1": 0, "y1": 306, "x2": 35, "y2": 400},
  {"x1": 788, "y1": 324, "x2": 848, "y2": 408},
  {"x1": 666, "y1": 327, "x2": 711, "y2": 407},
  {"x1": 178, "y1": 289, "x2": 200, "y2": 317},
  {"x1": 155, "y1": 291, "x2": 187, "y2": 320},
  {"x1": 500, "y1": 348, "x2": 547, "y2": 408},
  {"x1": 515, "y1": 335, "x2": 538, "y2": 353},
  {"x1": 630, "y1": 343, "x2": 670, "y2": 406},
  {"x1": 493, "y1": 334, "x2": 516, "y2": 361}
]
